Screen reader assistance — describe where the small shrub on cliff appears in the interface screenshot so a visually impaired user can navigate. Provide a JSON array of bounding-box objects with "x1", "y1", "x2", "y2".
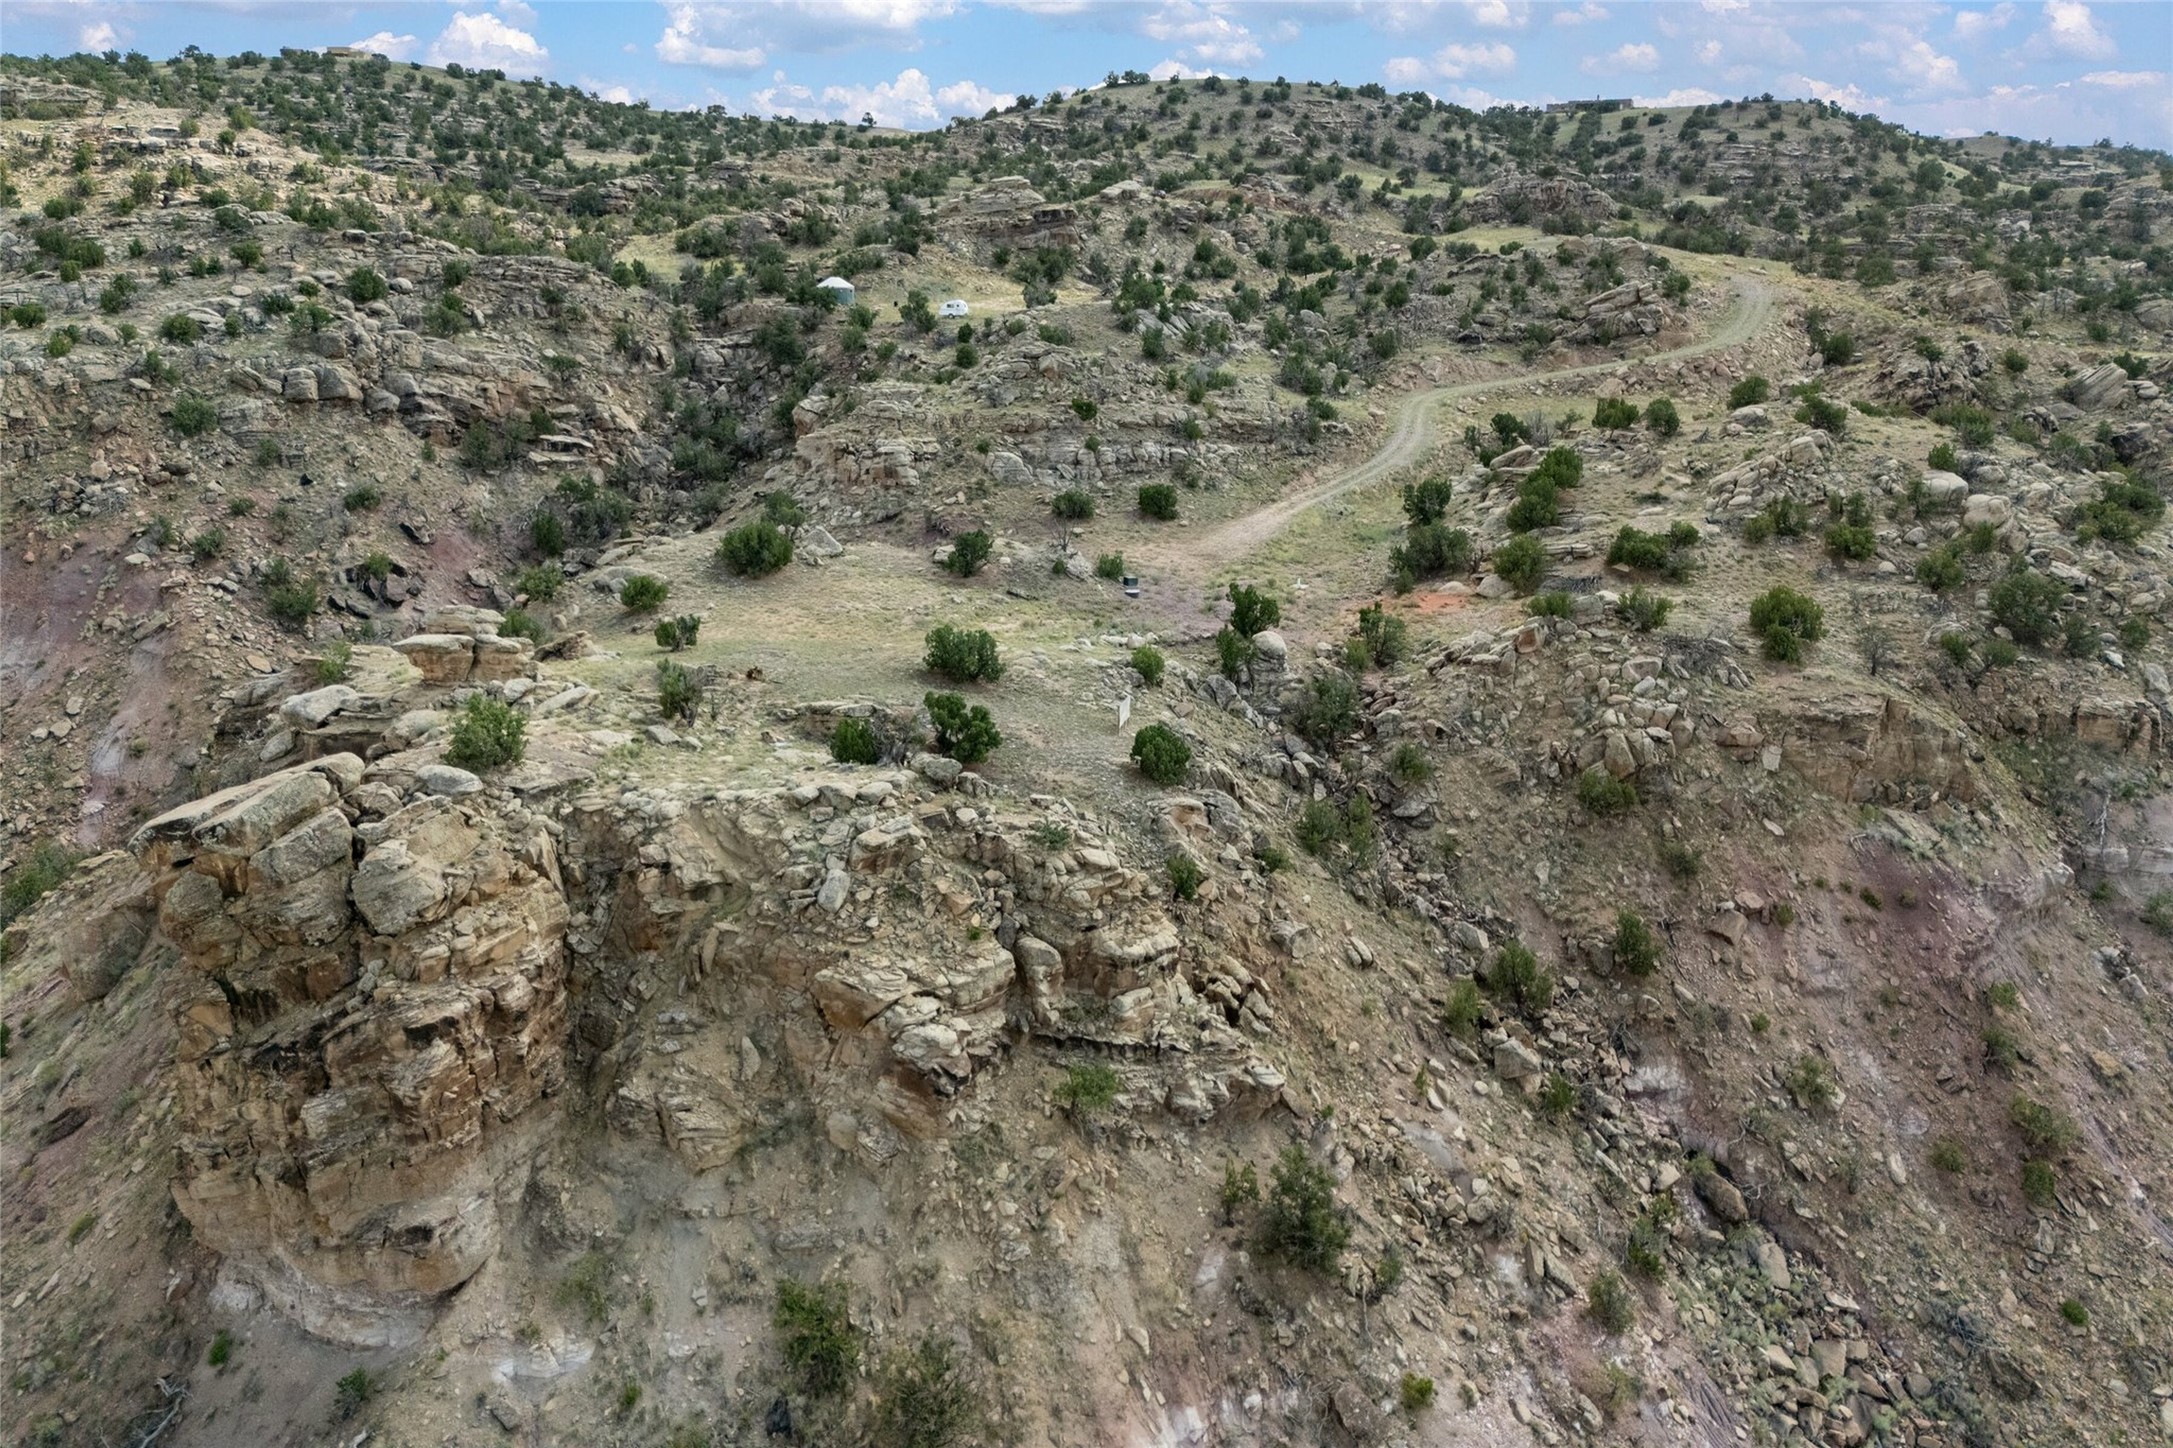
[
  {"x1": 831, "y1": 717, "x2": 881, "y2": 765},
  {"x1": 1130, "y1": 723, "x2": 1191, "y2": 785},
  {"x1": 873, "y1": 1335, "x2": 984, "y2": 1448},
  {"x1": 774, "y1": 1280, "x2": 859, "y2": 1397},
  {"x1": 1259, "y1": 1145, "x2": 1349, "y2": 1273},
  {"x1": 924, "y1": 691, "x2": 1000, "y2": 764},
  {"x1": 656, "y1": 661, "x2": 699, "y2": 723},
  {"x1": 1, "y1": 842, "x2": 80, "y2": 928},
  {"x1": 445, "y1": 695, "x2": 526, "y2": 772}
]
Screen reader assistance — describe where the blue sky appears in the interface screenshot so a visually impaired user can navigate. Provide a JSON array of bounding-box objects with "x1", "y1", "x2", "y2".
[{"x1": 7, "y1": 2, "x2": 2169, "y2": 147}]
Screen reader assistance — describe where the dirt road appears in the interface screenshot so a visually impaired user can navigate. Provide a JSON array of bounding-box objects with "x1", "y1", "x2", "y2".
[{"x1": 1173, "y1": 275, "x2": 1777, "y2": 570}]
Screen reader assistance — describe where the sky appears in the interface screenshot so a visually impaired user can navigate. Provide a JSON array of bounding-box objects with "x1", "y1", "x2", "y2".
[{"x1": 5, "y1": 1, "x2": 2169, "y2": 148}]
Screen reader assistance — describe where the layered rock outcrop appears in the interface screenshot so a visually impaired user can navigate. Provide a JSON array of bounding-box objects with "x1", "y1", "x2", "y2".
[{"x1": 132, "y1": 754, "x2": 569, "y2": 1345}]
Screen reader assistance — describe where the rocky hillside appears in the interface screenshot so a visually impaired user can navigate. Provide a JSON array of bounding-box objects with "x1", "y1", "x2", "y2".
[{"x1": 2, "y1": 50, "x2": 2172, "y2": 1448}]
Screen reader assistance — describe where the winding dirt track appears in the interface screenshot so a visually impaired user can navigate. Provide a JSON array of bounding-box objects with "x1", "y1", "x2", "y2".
[{"x1": 1175, "y1": 275, "x2": 1776, "y2": 570}]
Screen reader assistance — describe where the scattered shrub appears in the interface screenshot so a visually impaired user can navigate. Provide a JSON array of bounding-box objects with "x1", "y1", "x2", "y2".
[
  {"x1": 1620, "y1": 586, "x2": 1672, "y2": 632},
  {"x1": 924, "y1": 625, "x2": 1003, "y2": 683},
  {"x1": 1227, "y1": 583, "x2": 1280, "y2": 638},
  {"x1": 1916, "y1": 545, "x2": 1965, "y2": 592},
  {"x1": 1786, "y1": 1053, "x2": 1839, "y2": 1111},
  {"x1": 1593, "y1": 397, "x2": 1639, "y2": 429},
  {"x1": 1400, "y1": 1374, "x2": 1436, "y2": 1413},
  {"x1": 873, "y1": 1335, "x2": 983, "y2": 1448},
  {"x1": 1612, "y1": 910, "x2": 1662, "y2": 976},
  {"x1": 1607, "y1": 525, "x2": 1695, "y2": 577},
  {"x1": 1823, "y1": 521, "x2": 1876, "y2": 561},
  {"x1": 1214, "y1": 626, "x2": 1253, "y2": 680},
  {"x1": 655, "y1": 660, "x2": 699, "y2": 722},
  {"x1": 345, "y1": 267, "x2": 388, "y2": 303},
  {"x1": 1988, "y1": 565, "x2": 2063, "y2": 646},
  {"x1": 718, "y1": 519, "x2": 794, "y2": 576},
  {"x1": 619, "y1": 574, "x2": 670, "y2": 613},
  {"x1": 924, "y1": 691, "x2": 1001, "y2": 763},
  {"x1": 943, "y1": 530, "x2": 992, "y2": 577},
  {"x1": 651, "y1": 608, "x2": 704, "y2": 647},
  {"x1": 2021, "y1": 1159, "x2": 2058, "y2": 1208},
  {"x1": 1138, "y1": 483, "x2": 1179, "y2": 520},
  {"x1": 1051, "y1": 489, "x2": 1095, "y2": 520},
  {"x1": 264, "y1": 573, "x2": 320, "y2": 631},
  {"x1": 1166, "y1": 853, "x2": 1203, "y2": 901},
  {"x1": 1795, "y1": 390, "x2": 1848, "y2": 434},
  {"x1": 1728, "y1": 376, "x2": 1771, "y2": 409},
  {"x1": 774, "y1": 1280, "x2": 859, "y2": 1397},
  {"x1": 831, "y1": 717, "x2": 881, "y2": 764},
  {"x1": 1402, "y1": 477, "x2": 1453, "y2": 525},
  {"x1": 446, "y1": 695, "x2": 526, "y2": 772},
  {"x1": 500, "y1": 609, "x2": 545, "y2": 643},
  {"x1": 1643, "y1": 398, "x2": 1681, "y2": 437},
  {"x1": 315, "y1": 641, "x2": 353, "y2": 684},
  {"x1": 1442, "y1": 979, "x2": 1484, "y2": 1038},
  {"x1": 1130, "y1": 644, "x2": 1165, "y2": 686},
  {"x1": 1492, "y1": 535, "x2": 1546, "y2": 593},
  {"x1": 1288, "y1": 671, "x2": 1359, "y2": 751},
  {"x1": 1054, "y1": 1062, "x2": 1122, "y2": 1115},
  {"x1": 1586, "y1": 1272, "x2": 1635, "y2": 1335},
  {"x1": 2059, "y1": 1298, "x2": 2088, "y2": 1328},
  {"x1": 1355, "y1": 604, "x2": 1407, "y2": 666},
  {"x1": 1130, "y1": 724, "x2": 1192, "y2": 785},
  {"x1": 170, "y1": 394, "x2": 218, "y2": 437},
  {"x1": 1258, "y1": 1146, "x2": 1349, "y2": 1272},
  {"x1": 1749, "y1": 586, "x2": 1824, "y2": 661},
  {"x1": 1484, "y1": 941, "x2": 1554, "y2": 1017},
  {"x1": 517, "y1": 565, "x2": 562, "y2": 602},
  {"x1": 1094, "y1": 552, "x2": 1125, "y2": 580},
  {"x1": 1577, "y1": 767, "x2": 1638, "y2": 816},
  {"x1": 1, "y1": 842, "x2": 79, "y2": 928},
  {"x1": 334, "y1": 1370, "x2": 375, "y2": 1421},
  {"x1": 1392, "y1": 522, "x2": 1473, "y2": 583},
  {"x1": 2009, "y1": 1095, "x2": 2076, "y2": 1156},
  {"x1": 1929, "y1": 1138, "x2": 1968, "y2": 1174}
]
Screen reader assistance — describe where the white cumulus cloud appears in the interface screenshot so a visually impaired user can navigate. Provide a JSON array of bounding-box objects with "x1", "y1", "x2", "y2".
[
  {"x1": 1582, "y1": 41, "x2": 1659, "y2": 75},
  {"x1": 349, "y1": 30, "x2": 420, "y2": 61},
  {"x1": 78, "y1": 20, "x2": 117, "y2": 51},
  {"x1": 2041, "y1": 0, "x2": 2114, "y2": 58},
  {"x1": 1882, "y1": 35, "x2": 1964, "y2": 91},
  {"x1": 1953, "y1": 3, "x2": 2015, "y2": 39},
  {"x1": 657, "y1": 4, "x2": 766, "y2": 68},
  {"x1": 1635, "y1": 86, "x2": 1724, "y2": 107},
  {"x1": 751, "y1": 66, "x2": 1011, "y2": 128},
  {"x1": 654, "y1": 0, "x2": 962, "y2": 72},
  {"x1": 428, "y1": 11, "x2": 549, "y2": 73},
  {"x1": 1142, "y1": 2, "x2": 1262, "y2": 67},
  {"x1": 1553, "y1": 2, "x2": 1609, "y2": 25},
  {"x1": 1464, "y1": 0, "x2": 1530, "y2": 28},
  {"x1": 495, "y1": 0, "x2": 538, "y2": 26},
  {"x1": 1425, "y1": 41, "x2": 1517, "y2": 79},
  {"x1": 1148, "y1": 58, "x2": 1216, "y2": 81},
  {"x1": 2081, "y1": 69, "x2": 2164, "y2": 88}
]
